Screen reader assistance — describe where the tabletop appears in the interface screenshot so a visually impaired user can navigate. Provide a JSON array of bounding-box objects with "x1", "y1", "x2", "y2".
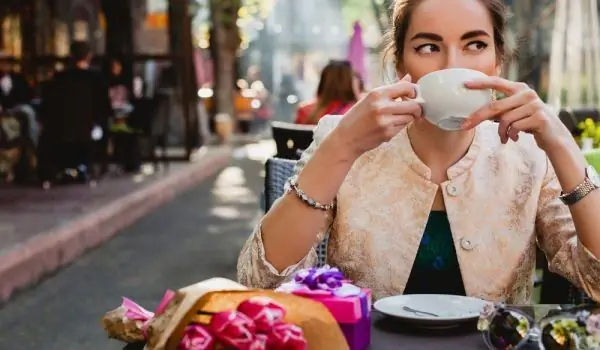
[
  {"x1": 369, "y1": 305, "x2": 562, "y2": 350},
  {"x1": 120, "y1": 305, "x2": 568, "y2": 350}
]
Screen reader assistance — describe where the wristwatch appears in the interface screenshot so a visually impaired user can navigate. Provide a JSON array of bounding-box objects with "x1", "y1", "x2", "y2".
[{"x1": 559, "y1": 165, "x2": 600, "y2": 205}]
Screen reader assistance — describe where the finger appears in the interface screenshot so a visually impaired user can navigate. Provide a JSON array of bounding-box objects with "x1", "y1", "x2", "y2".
[
  {"x1": 377, "y1": 80, "x2": 417, "y2": 100},
  {"x1": 507, "y1": 127, "x2": 519, "y2": 142},
  {"x1": 464, "y1": 76, "x2": 527, "y2": 95},
  {"x1": 382, "y1": 124, "x2": 408, "y2": 141},
  {"x1": 380, "y1": 114, "x2": 415, "y2": 127},
  {"x1": 496, "y1": 103, "x2": 535, "y2": 143},
  {"x1": 375, "y1": 100, "x2": 423, "y2": 117},
  {"x1": 465, "y1": 92, "x2": 535, "y2": 131},
  {"x1": 506, "y1": 117, "x2": 537, "y2": 141}
]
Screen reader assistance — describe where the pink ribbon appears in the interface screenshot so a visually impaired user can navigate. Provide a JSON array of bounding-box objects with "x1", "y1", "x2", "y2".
[
  {"x1": 122, "y1": 297, "x2": 155, "y2": 322},
  {"x1": 155, "y1": 289, "x2": 176, "y2": 315},
  {"x1": 121, "y1": 289, "x2": 176, "y2": 339}
]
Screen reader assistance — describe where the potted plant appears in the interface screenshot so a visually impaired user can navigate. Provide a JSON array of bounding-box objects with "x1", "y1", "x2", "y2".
[{"x1": 577, "y1": 118, "x2": 597, "y2": 151}]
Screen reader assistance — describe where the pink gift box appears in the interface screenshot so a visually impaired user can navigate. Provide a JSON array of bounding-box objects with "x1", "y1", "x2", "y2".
[{"x1": 293, "y1": 288, "x2": 372, "y2": 350}]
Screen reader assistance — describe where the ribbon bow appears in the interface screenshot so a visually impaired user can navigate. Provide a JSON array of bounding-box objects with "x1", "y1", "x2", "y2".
[
  {"x1": 276, "y1": 265, "x2": 361, "y2": 297},
  {"x1": 121, "y1": 289, "x2": 176, "y2": 338},
  {"x1": 122, "y1": 297, "x2": 155, "y2": 322}
]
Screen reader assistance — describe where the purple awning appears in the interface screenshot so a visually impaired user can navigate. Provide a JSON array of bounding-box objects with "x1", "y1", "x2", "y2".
[{"x1": 347, "y1": 21, "x2": 367, "y2": 84}]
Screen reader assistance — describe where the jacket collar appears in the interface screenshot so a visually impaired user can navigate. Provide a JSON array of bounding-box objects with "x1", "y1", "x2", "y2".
[{"x1": 394, "y1": 124, "x2": 483, "y2": 181}]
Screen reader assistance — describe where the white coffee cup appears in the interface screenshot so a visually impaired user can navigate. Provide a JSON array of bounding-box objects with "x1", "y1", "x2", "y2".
[{"x1": 411, "y1": 68, "x2": 493, "y2": 131}]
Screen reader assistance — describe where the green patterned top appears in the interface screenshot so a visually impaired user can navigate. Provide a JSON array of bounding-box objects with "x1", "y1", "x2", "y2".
[{"x1": 404, "y1": 211, "x2": 466, "y2": 295}]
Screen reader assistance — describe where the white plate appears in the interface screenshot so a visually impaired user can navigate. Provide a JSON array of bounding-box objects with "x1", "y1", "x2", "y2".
[{"x1": 373, "y1": 294, "x2": 487, "y2": 326}]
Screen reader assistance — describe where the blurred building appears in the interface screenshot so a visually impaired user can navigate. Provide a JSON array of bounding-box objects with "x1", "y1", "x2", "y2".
[
  {"x1": 264, "y1": 0, "x2": 347, "y2": 102},
  {"x1": 0, "y1": 0, "x2": 202, "y2": 158}
]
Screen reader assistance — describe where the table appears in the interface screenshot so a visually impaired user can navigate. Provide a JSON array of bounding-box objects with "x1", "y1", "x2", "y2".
[
  {"x1": 120, "y1": 305, "x2": 567, "y2": 350},
  {"x1": 369, "y1": 305, "x2": 562, "y2": 349}
]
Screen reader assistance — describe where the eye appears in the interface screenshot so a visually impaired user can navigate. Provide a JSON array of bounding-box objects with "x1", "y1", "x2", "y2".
[
  {"x1": 414, "y1": 44, "x2": 439, "y2": 55},
  {"x1": 466, "y1": 41, "x2": 489, "y2": 52}
]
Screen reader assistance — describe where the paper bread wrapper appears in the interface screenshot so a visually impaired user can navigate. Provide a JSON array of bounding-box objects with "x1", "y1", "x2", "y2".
[
  {"x1": 145, "y1": 278, "x2": 349, "y2": 350},
  {"x1": 102, "y1": 305, "x2": 146, "y2": 343}
]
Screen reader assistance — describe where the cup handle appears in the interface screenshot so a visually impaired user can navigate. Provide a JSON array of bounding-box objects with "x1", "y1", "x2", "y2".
[{"x1": 405, "y1": 84, "x2": 425, "y2": 104}]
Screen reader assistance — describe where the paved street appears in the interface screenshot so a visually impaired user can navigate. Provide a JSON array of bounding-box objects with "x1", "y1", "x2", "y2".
[{"x1": 0, "y1": 141, "x2": 275, "y2": 350}]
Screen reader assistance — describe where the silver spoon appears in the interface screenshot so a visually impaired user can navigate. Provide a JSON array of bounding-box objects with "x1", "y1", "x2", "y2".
[{"x1": 402, "y1": 306, "x2": 440, "y2": 317}]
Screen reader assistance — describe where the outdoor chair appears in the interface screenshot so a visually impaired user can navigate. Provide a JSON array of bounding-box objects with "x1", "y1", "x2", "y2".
[
  {"x1": 264, "y1": 157, "x2": 328, "y2": 267},
  {"x1": 271, "y1": 121, "x2": 314, "y2": 160},
  {"x1": 539, "y1": 258, "x2": 595, "y2": 305}
]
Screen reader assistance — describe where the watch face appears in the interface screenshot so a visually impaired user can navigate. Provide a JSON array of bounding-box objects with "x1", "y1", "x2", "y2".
[{"x1": 587, "y1": 166, "x2": 600, "y2": 187}]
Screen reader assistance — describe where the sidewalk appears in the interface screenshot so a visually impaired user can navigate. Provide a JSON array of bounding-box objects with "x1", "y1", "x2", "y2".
[{"x1": 0, "y1": 146, "x2": 232, "y2": 302}]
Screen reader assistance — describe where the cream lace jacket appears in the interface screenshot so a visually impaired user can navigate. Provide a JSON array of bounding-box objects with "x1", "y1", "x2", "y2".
[{"x1": 237, "y1": 118, "x2": 600, "y2": 304}]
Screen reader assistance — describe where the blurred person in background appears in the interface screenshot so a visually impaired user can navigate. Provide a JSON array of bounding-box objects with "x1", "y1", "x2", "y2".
[
  {"x1": 38, "y1": 41, "x2": 112, "y2": 186},
  {"x1": 0, "y1": 57, "x2": 36, "y2": 183},
  {"x1": 277, "y1": 74, "x2": 298, "y2": 122},
  {"x1": 106, "y1": 57, "x2": 141, "y2": 173},
  {"x1": 294, "y1": 60, "x2": 357, "y2": 125}
]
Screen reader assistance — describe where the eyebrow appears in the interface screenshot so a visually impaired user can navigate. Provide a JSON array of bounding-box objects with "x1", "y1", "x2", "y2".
[{"x1": 410, "y1": 30, "x2": 491, "y2": 41}]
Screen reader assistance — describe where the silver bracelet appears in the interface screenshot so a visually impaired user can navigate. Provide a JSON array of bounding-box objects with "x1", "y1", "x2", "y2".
[{"x1": 285, "y1": 176, "x2": 336, "y2": 211}]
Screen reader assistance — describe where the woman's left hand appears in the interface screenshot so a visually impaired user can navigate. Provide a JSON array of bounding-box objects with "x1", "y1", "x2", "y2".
[{"x1": 461, "y1": 76, "x2": 569, "y2": 151}]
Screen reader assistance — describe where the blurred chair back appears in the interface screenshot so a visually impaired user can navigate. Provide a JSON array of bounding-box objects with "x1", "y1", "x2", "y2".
[
  {"x1": 271, "y1": 121, "x2": 314, "y2": 160},
  {"x1": 264, "y1": 157, "x2": 296, "y2": 211},
  {"x1": 263, "y1": 157, "x2": 328, "y2": 267},
  {"x1": 539, "y1": 260, "x2": 595, "y2": 305}
]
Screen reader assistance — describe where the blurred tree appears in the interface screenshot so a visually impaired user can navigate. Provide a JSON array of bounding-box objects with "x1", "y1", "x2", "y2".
[
  {"x1": 209, "y1": 0, "x2": 242, "y2": 122},
  {"x1": 342, "y1": 0, "x2": 392, "y2": 33},
  {"x1": 371, "y1": 0, "x2": 393, "y2": 33}
]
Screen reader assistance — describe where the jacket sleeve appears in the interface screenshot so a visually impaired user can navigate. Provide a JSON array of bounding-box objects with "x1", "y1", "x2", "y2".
[
  {"x1": 237, "y1": 121, "x2": 336, "y2": 289},
  {"x1": 536, "y1": 159, "x2": 600, "y2": 301}
]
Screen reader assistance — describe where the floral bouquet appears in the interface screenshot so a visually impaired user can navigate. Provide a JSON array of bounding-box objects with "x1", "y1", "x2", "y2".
[
  {"x1": 276, "y1": 265, "x2": 372, "y2": 350},
  {"x1": 101, "y1": 278, "x2": 348, "y2": 350},
  {"x1": 176, "y1": 296, "x2": 307, "y2": 349},
  {"x1": 478, "y1": 302, "x2": 600, "y2": 349}
]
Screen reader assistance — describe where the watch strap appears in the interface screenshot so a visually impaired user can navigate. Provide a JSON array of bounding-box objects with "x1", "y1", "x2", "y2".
[{"x1": 559, "y1": 166, "x2": 599, "y2": 205}]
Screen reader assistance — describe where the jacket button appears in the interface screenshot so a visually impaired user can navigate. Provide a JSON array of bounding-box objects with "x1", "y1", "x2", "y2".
[
  {"x1": 446, "y1": 183, "x2": 460, "y2": 196},
  {"x1": 460, "y1": 238, "x2": 474, "y2": 251}
]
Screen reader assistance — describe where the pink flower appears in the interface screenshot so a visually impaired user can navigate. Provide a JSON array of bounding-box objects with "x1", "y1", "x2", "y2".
[
  {"x1": 209, "y1": 311, "x2": 256, "y2": 348},
  {"x1": 266, "y1": 323, "x2": 308, "y2": 350},
  {"x1": 237, "y1": 297, "x2": 286, "y2": 332},
  {"x1": 178, "y1": 324, "x2": 215, "y2": 350},
  {"x1": 247, "y1": 333, "x2": 268, "y2": 350},
  {"x1": 586, "y1": 314, "x2": 600, "y2": 336}
]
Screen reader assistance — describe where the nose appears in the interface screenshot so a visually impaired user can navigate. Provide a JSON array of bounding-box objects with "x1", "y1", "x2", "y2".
[{"x1": 442, "y1": 49, "x2": 462, "y2": 70}]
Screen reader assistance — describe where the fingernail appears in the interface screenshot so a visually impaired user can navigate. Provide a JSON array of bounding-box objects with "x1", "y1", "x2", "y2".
[
  {"x1": 402, "y1": 74, "x2": 412, "y2": 81},
  {"x1": 461, "y1": 120, "x2": 471, "y2": 129}
]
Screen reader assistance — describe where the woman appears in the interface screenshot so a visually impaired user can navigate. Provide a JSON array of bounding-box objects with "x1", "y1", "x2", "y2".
[
  {"x1": 238, "y1": 0, "x2": 600, "y2": 304},
  {"x1": 295, "y1": 60, "x2": 357, "y2": 125},
  {"x1": 107, "y1": 58, "x2": 132, "y2": 112}
]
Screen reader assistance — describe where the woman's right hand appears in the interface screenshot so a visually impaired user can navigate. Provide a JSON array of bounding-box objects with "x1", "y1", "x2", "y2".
[{"x1": 329, "y1": 74, "x2": 422, "y2": 161}]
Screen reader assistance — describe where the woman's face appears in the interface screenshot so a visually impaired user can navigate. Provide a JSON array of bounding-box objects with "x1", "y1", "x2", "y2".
[{"x1": 401, "y1": 0, "x2": 500, "y2": 82}]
